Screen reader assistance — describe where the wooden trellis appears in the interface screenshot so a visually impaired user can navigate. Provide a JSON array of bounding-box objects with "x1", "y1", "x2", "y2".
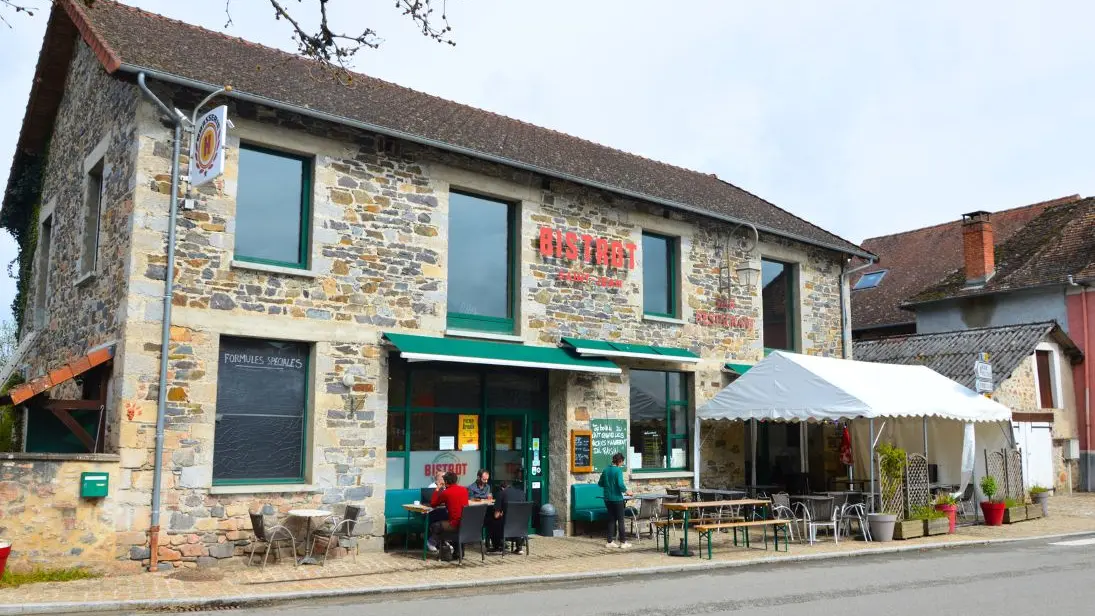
[
  {"x1": 985, "y1": 448, "x2": 1025, "y2": 500},
  {"x1": 904, "y1": 453, "x2": 930, "y2": 517}
]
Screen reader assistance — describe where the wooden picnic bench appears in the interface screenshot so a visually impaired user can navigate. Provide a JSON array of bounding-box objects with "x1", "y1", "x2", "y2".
[
  {"x1": 695, "y1": 519, "x2": 791, "y2": 559},
  {"x1": 652, "y1": 516, "x2": 737, "y2": 552}
]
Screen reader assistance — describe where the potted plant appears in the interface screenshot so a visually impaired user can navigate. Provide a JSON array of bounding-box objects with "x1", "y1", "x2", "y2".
[
  {"x1": 1003, "y1": 497, "x2": 1027, "y2": 524},
  {"x1": 1029, "y1": 485, "x2": 1051, "y2": 518},
  {"x1": 868, "y1": 443, "x2": 905, "y2": 542},
  {"x1": 979, "y1": 476, "x2": 1006, "y2": 526},
  {"x1": 894, "y1": 507, "x2": 926, "y2": 540},
  {"x1": 916, "y1": 505, "x2": 949, "y2": 536},
  {"x1": 934, "y1": 492, "x2": 958, "y2": 534}
]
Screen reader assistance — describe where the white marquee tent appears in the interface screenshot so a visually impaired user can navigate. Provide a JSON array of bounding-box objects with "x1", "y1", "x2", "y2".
[{"x1": 695, "y1": 351, "x2": 1014, "y2": 500}]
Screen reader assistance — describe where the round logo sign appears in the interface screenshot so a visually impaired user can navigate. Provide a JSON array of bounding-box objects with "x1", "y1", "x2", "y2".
[{"x1": 194, "y1": 112, "x2": 223, "y2": 177}]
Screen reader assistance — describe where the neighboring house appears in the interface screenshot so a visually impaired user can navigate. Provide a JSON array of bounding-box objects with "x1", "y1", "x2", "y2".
[
  {"x1": 850, "y1": 196, "x2": 1095, "y2": 490},
  {"x1": 854, "y1": 322, "x2": 1084, "y2": 491},
  {"x1": 0, "y1": 1, "x2": 867, "y2": 570},
  {"x1": 851, "y1": 195, "x2": 1081, "y2": 341}
]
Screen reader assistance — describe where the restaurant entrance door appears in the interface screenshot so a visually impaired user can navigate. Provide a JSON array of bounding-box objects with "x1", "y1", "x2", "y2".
[{"x1": 486, "y1": 413, "x2": 549, "y2": 532}]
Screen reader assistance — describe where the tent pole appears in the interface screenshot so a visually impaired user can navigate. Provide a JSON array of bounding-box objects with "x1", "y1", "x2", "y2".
[
  {"x1": 869, "y1": 418, "x2": 875, "y2": 512},
  {"x1": 923, "y1": 416, "x2": 929, "y2": 459},
  {"x1": 692, "y1": 414, "x2": 700, "y2": 489},
  {"x1": 750, "y1": 419, "x2": 757, "y2": 486}
]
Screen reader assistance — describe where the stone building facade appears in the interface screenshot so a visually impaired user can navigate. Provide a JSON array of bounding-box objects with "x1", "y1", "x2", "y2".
[{"x1": 1, "y1": 2, "x2": 863, "y2": 571}]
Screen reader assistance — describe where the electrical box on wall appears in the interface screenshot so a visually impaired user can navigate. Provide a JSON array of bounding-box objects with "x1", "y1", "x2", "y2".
[
  {"x1": 1064, "y1": 438, "x2": 1080, "y2": 460},
  {"x1": 80, "y1": 472, "x2": 109, "y2": 498}
]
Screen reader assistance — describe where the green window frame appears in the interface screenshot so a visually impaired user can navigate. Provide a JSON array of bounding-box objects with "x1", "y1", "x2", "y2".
[
  {"x1": 234, "y1": 143, "x2": 313, "y2": 270},
  {"x1": 641, "y1": 231, "x2": 678, "y2": 318},
  {"x1": 446, "y1": 190, "x2": 517, "y2": 334},
  {"x1": 212, "y1": 337, "x2": 311, "y2": 486},
  {"x1": 761, "y1": 258, "x2": 798, "y2": 352},
  {"x1": 629, "y1": 369, "x2": 690, "y2": 473}
]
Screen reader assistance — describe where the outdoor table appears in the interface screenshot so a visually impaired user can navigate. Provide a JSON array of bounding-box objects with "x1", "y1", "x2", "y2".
[
  {"x1": 287, "y1": 508, "x2": 332, "y2": 565},
  {"x1": 819, "y1": 491, "x2": 865, "y2": 507},
  {"x1": 663, "y1": 499, "x2": 770, "y2": 557},
  {"x1": 675, "y1": 488, "x2": 705, "y2": 502},
  {"x1": 790, "y1": 495, "x2": 834, "y2": 520},
  {"x1": 402, "y1": 499, "x2": 493, "y2": 561},
  {"x1": 831, "y1": 478, "x2": 867, "y2": 491},
  {"x1": 740, "y1": 484, "x2": 782, "y2": 497},
  {"x1": 699, "y1": 488, "x2": 747, "y2": 501}
]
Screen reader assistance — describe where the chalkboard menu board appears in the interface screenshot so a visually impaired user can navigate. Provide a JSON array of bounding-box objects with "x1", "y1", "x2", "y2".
[
  {"x1": 571, "y1": 430, "x2": 592, "y2": 473},
  {"x1": 592, "y1": 418, "x2": 628, "y2": 472},
  {"x1": 213, "y1": 337, "x2": 309, "y2": 481}
]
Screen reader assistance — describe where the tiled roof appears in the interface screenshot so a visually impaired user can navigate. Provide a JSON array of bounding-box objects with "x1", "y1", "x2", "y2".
[
  {"x1": 907, "y1": 197, "x2": 1095, "y2": 305},
  {"x1": 850, "y1": 195, "x2": 1080, "y2": 331},
  {"x1": 2, "y1": 0, "x2": 868, "y2": 257},
  {"x1": 852, "y1": 322, "x2": 1082, "y2": 390}
]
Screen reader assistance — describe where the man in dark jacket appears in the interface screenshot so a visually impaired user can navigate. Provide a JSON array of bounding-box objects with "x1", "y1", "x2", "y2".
[{"x1": 487, "y1": 481, "x2": 527, "y2": 554}]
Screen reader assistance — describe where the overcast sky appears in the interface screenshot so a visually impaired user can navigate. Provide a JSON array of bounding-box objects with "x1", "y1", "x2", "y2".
[{"x1": 2, "y1": 0, "x2": 1094, "y2": 321}]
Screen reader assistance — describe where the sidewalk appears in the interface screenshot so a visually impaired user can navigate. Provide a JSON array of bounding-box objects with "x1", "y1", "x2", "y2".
[{"x1": 4, "y1": 494, "x2": 1095, "y2": 614}]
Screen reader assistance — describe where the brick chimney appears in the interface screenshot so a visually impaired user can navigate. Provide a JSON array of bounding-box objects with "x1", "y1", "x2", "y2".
[{"x1": 962, "y1": 211, "x2": 995, "y2": 285}]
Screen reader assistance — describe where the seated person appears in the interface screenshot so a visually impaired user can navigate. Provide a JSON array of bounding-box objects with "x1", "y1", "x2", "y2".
[
  {"x1": 427, "y1": 472, "x2": 469, "y2": 553},
  {"x1": 426, "y1": 471, "x2": 447, "y2": 526},
  {"x1": 487, "y1": 480, "x2": 527, "y2": 555},
  {"x1": 468, "y1": 469, "x2": 492, "y2": 501}
]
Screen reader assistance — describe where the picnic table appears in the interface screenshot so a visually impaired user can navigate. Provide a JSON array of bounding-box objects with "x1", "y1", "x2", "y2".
[{"x1": 662, "y1": 499, "x2": 769, "y2": 557}]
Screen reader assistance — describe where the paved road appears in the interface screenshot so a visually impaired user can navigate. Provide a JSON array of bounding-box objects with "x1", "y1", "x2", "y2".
[{"x1": 175, "y1": 536, "x2": 1095, "y2": 615}]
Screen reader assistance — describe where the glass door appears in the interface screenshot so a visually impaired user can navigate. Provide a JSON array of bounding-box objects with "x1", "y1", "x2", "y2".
[
  {"x1": 486, "y1": 413, "x2": 549, "y2": 532},
  {"x1": 528, "y1": 414, "x2": 548, "y2": 532}
]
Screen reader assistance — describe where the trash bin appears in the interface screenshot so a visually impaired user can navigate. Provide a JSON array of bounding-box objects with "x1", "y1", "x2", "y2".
[{"x1": 539, "y1": 504, "x2": 557, "y2": 537}]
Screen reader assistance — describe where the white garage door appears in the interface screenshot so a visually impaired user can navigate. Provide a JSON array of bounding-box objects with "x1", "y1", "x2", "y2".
[{"x1": 1012, "y1": 422, "x2": 1054, "y2": 489}]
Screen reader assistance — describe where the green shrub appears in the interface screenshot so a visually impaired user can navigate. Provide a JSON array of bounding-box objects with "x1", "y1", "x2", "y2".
[
  {"x1": 980, "y1": 476, "x2": 1002, "y2": 503},
  {"x1": 0, "y1": 567, "x2": 99, "y2": 588}
]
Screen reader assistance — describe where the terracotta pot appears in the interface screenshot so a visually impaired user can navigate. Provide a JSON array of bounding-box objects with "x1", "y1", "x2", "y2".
[
  {"x1": 935, "y1": 504, "x2": 957, "y2": 533},
  {"x1": 981, "y1": 502, "x2": 1006, "y2": 526}
]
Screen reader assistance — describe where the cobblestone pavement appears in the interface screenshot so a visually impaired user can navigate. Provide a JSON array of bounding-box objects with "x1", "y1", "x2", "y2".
[{"x1": 3, "y1": 495, "x2": 1094, "y2": 611}]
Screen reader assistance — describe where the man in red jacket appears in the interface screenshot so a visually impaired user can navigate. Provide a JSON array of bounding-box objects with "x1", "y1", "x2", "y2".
[{"x1": 427, "y1": 471, "x2": 469, "y2": 553}]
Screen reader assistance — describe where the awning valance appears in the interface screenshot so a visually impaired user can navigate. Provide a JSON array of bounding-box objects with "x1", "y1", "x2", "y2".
[
  {"x1": 383, "y1": 333, "x2": 621, "y2": 374},
  {"x1": 699, "y1": 350, "x2": 1012, "y2": 423},
  {"x1": 724, "y1": 363, "x2": 754, "y2": 375},
  {"x1": 559, "y1": 337, "x2": 701, "y2": 364}
]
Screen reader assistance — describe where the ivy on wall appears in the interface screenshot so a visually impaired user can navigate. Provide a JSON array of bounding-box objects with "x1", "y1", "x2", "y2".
[{"x1": 0, "y1": 150, "x2": 45, "y2": 332}]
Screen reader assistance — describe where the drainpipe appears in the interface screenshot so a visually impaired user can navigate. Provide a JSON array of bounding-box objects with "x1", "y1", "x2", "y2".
[
  {"x1": 840, "y1": 257, "x2": 876, "y2": 359},
  {"x1": 1070, "y1": 275, "x2": 1092, "y2": 490},
  {"x1": 137, "y1": 72, "x2": 183, "y2": 572}
]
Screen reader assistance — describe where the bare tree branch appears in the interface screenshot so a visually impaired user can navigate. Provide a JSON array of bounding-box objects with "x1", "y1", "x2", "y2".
[{"x1": 0, "y1": 0, "x2": 38, "y2": 29}]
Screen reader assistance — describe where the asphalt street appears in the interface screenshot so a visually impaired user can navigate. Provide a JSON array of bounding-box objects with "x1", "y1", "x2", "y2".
[{"x1": 168, "y1": 536, "x2": 1095, "y2": 615}]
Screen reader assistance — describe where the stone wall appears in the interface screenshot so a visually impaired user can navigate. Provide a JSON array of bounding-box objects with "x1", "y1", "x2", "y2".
[
  {"x1": 0, "y1": 453, "x2": 122, "y2": 572},
  {"x1": 21, "y1": 40, "x2": 139, "y2": 436}
]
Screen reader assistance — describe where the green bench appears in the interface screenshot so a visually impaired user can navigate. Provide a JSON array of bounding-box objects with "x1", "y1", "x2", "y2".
[
  {"x1": 696, "y1": 519, "x2": 791, "y2": 559},
  {"x1": 571, "y1": 484, "x2": 608, "y2": 536},
  {"x1": 384, "y1": 489, "x2": 420, "y2": 549}
]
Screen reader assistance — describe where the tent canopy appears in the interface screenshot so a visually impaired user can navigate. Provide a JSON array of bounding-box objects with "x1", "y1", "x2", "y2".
[{"x1": 699, "y1": 351, "x2": 1012, "y2": 423}]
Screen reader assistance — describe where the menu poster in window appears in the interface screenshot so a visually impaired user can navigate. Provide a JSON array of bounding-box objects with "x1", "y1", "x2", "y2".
[
  {"x1": 458, "y1": 414, "x2": 479, "y2": 451},
  {"x1": 495, "y1": 419, "x2": 513, "y2": 451},
  {"x1": 592, "y1": 418, "x2": 628, "y2": 472},
  {"x1": 571, "y1": 430, "x2": 592, "y2": 473}
]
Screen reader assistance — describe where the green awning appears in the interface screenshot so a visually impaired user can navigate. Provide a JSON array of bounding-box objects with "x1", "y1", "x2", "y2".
[
  {"x1": 560, "y1": 337, "x2": 701, "y2": 364},
  {"x1": 383, "y1": 333, "x2": 621, "y2": 374},
  {"x1": 724, "y1": 362, "x2": 754, "y2": 375}
]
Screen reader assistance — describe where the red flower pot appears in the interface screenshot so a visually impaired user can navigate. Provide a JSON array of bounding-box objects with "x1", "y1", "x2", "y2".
[
  {"x1": 981, "y1": 502, "x2": 1006, "y2": 526},
  {"x1": 935, "y1": 504, "x2": 957, "y2": 533},
  {"x1": 0, "y1": 541, "x2": 10, "y2": 579}
]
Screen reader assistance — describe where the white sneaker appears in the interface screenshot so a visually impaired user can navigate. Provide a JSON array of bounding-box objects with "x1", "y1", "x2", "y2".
[
  {"x1": 605, "y1": 541, "x2": 618, "y2": 549},
  {"x1": 618, "y1": 542, "x2": 632, "y2": 549},
  {"x1": 426, "y1": 540, "x2": 439, "y2": 553}
]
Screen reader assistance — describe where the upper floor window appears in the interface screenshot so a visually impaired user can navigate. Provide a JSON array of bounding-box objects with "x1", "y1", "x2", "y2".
[
  {"x1": 762, "y1": 258, "x2": 797, "y2": 351},
  {"x1": 853, "y1": 270, "x2": 887, "y2": 290},
  {"x1": 642, "y1": 232, "x2": 677, "y2": 318},
  {"x1": 235, "y1": 144, "x2": 312, "y2": 269},
  {"x1": 79, "y1": 160, "x2": 104, "y2": 277},
  {"x1": 1034, "y1": 349, "x2": 1057, "y2": 409},
  {"x1": 447, "y1": 191, "x2": 515, "y2": 333}
]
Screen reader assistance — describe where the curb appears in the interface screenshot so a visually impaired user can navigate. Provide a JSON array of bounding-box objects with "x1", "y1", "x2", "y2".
[{"x1": 5, "y1": 530, "x2": 1094, "y2": 615}]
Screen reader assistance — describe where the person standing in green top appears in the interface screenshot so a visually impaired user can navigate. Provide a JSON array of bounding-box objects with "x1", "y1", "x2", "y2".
[{"x1": 598, "y1": 452, "x2": 633, "y2": 548}]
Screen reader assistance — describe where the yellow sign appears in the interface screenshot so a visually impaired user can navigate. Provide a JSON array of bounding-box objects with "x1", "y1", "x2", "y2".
[
  {"x1": 495, "y1": 419, "x2": 513, "y2": 451},
  {"x1": 458, "y1": 415, "x2": 479, "y2": 451}
]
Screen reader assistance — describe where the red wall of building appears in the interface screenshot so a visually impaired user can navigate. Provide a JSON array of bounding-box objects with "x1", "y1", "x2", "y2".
[{"x1": 1067, "y1": 290, "x2": 1094, "y2": 450}]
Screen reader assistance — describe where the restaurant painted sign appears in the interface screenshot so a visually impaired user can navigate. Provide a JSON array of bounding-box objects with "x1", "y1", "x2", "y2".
[
  {"x1": 539, "y1": 226, "x2": 635, "y2": 288},
  {"x1": 694, "y1": 299, "x2": 755, "y2": 330}
]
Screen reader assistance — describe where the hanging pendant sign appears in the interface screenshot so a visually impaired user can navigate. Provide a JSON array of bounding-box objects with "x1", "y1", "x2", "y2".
[{"x1": 189, "y1": 105, "x2": 228, "y2": 187}]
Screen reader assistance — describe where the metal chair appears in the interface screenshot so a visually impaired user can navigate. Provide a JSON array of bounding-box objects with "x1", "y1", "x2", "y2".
[
  {"x1": 791, "y1": 502, "x2": 812, "y2": 543},
  {"x1": 770, "y1": 504, "x2": 798, "y2": 543},
  {"x1": 839, "y1": 503, "x2": 872, "y2": 541},
  {"x1": 247, "y1": 511, "x2": 297, "y2": 567},
  {"x1": 955, "y1": 483, "x2": 976, "y2": 519},
  {"x1": 307, "y1": 505, "x2": 361, "y2": 565},
  {"x1": 806, "y1": 498, "x2": 839, "y2": 544},
  {"x1": 629, "y1": 497, "x2": 662, "y2": 540},
  {"x1": 771, "y1": 492, "x2": 791, "y2": 510},
  {"x1": 440, "y1": 504, "x2": 489, "y2": 565},
  {"x1": 500, "y1": 501, "x2": 533, "y2": 557}
]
